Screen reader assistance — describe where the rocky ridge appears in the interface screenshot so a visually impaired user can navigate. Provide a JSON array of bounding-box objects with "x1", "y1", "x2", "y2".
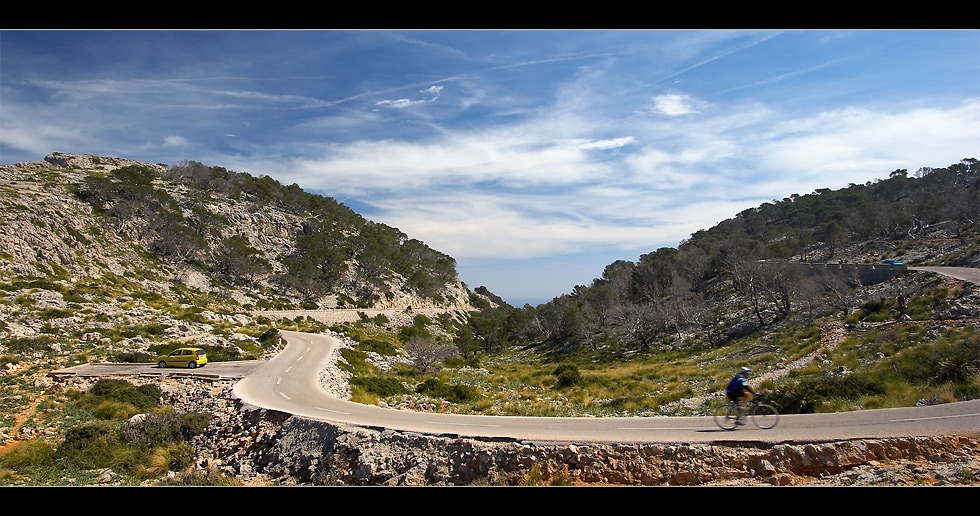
[{"x1": 0, "y1": 153, "x2": 474, "y2": 312}]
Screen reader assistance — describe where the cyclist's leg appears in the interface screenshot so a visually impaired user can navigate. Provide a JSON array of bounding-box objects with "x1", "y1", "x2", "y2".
[
  {"x1": 734, "y1": 393, "x2": 749, "y2": 423},
  {"x1": 737, "y1": 392, "x2": 752, "y2": 410}
]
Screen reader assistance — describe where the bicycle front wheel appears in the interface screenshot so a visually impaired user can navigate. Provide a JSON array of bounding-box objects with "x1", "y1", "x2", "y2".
[
  {"x1": 714, "y1": 404, "x2": 738, "y2": 430},
  {"x1": 751, "y1": 403, "x2": 780, "y2": 429}
]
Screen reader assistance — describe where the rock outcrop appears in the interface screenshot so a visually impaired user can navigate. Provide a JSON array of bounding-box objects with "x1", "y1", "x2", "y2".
[
  {"x1": 54, "y1": 373, "x2": 962, "y2": 487},
  {"x1": 0, "y1": 153, "x2": 474, "y2": 311},
  {"x1": 164, "y1": 378, "x2": 975, "y2": 486}
]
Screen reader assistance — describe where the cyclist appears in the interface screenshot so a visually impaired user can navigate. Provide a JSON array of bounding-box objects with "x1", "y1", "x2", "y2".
[{"x1": 726, "y1": 367, "x2": 755, "y2": 420}]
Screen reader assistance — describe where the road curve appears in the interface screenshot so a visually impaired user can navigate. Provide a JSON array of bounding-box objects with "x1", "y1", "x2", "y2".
[
  {"x1": 232, "y1": 330, "x2": 980, "y2": 443},
  {"x1": 909, "y1": 266, "x2": 980, "y2": 285}
]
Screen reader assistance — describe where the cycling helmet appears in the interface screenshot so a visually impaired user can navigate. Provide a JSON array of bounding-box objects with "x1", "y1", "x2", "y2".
[{"x1": 739, "y1": 367, "x2": 752, "y2": 374}]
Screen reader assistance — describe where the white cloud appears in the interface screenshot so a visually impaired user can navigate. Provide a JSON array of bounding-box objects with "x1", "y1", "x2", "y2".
[
  {"x1": 648, "y1": 93, "x2": 709, "y2": 116},
  {"x1": 755, "y1": 98, "x2": 980, "y2": 190},
  {"x1": 284, "y1": 127, "x2": 622, "y2": 195},
  {"x1": 253, "y1": 96, "x2": 980, "y2": 265},
  {"x1": 375, "y1": 85, "x2": 444, "y2": 109},
  {"x1": 574, "y1": 136, "x2": 636, "y2": 150},
  {"x1": 367, "y1": 192, "x2": 670, "y2": 260},
  {"x1": 163, "y1": 135, "x2": 190, "y2": 147}
]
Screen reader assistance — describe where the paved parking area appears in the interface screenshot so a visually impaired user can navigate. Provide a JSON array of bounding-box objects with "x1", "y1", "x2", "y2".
[{"x1": 48, "y1": 360, "x2": 267, "y2": 379}]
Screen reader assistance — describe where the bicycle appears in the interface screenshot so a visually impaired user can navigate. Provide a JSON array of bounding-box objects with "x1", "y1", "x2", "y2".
[{"x1": 714, "y1": 393, "x2": 780, "y2": 430}]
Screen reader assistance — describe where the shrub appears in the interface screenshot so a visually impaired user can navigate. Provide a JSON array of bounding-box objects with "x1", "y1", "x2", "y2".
[
  {"x1": 112, "y1": 351, "x2": 156, "y2": 363},
  {"x1": 415, "y1": 378, "x2": 479, "y2": 403},
  {"x1": 177, "y1": 411, "x2": 213, "y2": 440},
  {"x1": 57, "y1": 421, "x2": 121, "y2": 469},
  {"x1": 770, "y1": 371, "x2": 886, "y2": 413},
  {"x1": 6, "y1": 335, "x2": 57, "y2": 354},
  {"x1": 156, "y1": 467, "x2": 242, "y2": 486},
  {"x1": 257, "y1": 328, "x2": 281, "y2": 347},
  {"x1": 0, "y1": 440, "x2": 57, "y2": 472},
  {"x1": 360, "y1": 338, "x2": 397, "y2": 356},
  {"x1": 351, "y1": 376, "x2": 407, "y2": 397},
  {"x1": 80, "y1": 379, "x2": 162, "y2": 415},
  {"x1": 554, "y1": 364, "x2": 582, "y2": 388},
  {"x1": 92, "y1": 400, "x2": 141, "y2": 420}
]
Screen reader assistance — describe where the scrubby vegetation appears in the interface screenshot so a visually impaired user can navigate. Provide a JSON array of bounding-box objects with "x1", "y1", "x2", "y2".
[
  {"x1": 323, "y1": 159, "x2": 978, "y2": 417},
  {"x1": 0, "y1": 379, "x2": 235, "y2": 486}
]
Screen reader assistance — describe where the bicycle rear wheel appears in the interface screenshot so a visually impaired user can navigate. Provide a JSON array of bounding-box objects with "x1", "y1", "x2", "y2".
[
  {"x1": 714, "y1": 403, "x2": 739, "y2": 430},
  {"x1": 751, "y1": 403, "x2": 780, "y2": 429}
]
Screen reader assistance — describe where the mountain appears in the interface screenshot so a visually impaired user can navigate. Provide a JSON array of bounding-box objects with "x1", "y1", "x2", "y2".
[
  {"x1": 461, "y1": 158, "x2": 979, "y2": 356},
  {"x1": 1, "y1": 153, "x2": 977, "y2": 487},
  {"x1": 0, "y1": 153, "x2": 474, "y2": 314}
]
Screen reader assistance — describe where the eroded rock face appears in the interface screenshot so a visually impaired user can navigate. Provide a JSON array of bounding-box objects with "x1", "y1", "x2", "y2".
[
  {"x1": 209, "y1": 406, "x2": 980, "y2": 486},
  {"x1": 0, "y1": 153, "x2": 475, "y2": 311}
]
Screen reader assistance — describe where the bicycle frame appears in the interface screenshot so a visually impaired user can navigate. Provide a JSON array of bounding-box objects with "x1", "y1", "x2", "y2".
[{"x1": 714, "y1": 395, "x2": 780, "y2": 430}]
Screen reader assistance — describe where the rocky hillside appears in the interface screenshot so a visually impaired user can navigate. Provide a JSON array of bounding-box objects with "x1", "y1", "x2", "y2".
[
  {"x1": 0, "y1": 153, "x2": 474, "y2": 312},
  {"x1": 2, "y1": 153, "x2": 977, "y2": 487}
]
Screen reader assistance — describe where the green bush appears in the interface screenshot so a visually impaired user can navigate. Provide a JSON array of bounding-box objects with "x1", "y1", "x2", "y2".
[
  {"x1": 5, "y1": 335, "x2": 57, "y2": 354},
  {"x1": 0, "y1": 439, "x2": 57, "y2": 472},
  {"x1": 177, "y1": 411, "x2": 214, "y2": 440},
  {"x1": 112, "y1": 351, "x2": 156, "y2": 363},
  {"x1": 890, "y1": 329, "x2": 979, "y2": 385},
  {"x1": 57, "y1": 420, "x2": 121, "y2": 469},
  {"x1": 351, "y1": 376, "x2": 407, "y2": 397},
  {"x1": 415, "y1": 378, "x2": 479, "y2": 403},
  {"x1": 157, "y1": 467, "x2": 242, "y2": 486},
  {"x1": 2, "y1": 377, "x2": 216, "y2": 484},
  {"x1": 257, "y1": 328, "x2": 281, "y2": 347},
  {"x1": 553, "y1": 364, "x2": 582, "y2": 388},
  {"x1": 360, "y1": 338, "x2": 397, "y2": 356},
  {"x1": 770, "y1": 371, "x2": 886, "y2": 414},
  {"x1": 92, "y1": 399, "x2": 142, "y2": 420},
  {"x1": 77, "y1": 379, "x2": 163, "y2": 417},
  {"x1": 54, "y1": 406, "x2": 212, "y2": 478}
]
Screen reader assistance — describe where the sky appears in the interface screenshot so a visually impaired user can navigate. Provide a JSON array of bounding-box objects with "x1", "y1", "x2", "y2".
[{"x1": 2, "y1": 30, "x2": 978, "y2": 306}]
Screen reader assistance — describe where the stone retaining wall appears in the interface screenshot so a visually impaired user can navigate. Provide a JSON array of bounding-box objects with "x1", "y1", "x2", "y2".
[
  {"x1": 800, "y1": 262, "x2": 909, "y2": 285},
  {"x1": 198, "y1": 401, "x2": 980, "y2": 486}
]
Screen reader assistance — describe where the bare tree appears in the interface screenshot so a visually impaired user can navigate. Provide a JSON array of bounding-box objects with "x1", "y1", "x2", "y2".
[
  {"x1": 404, "y1": 336, "x2": 458, "y2": 375},
  {"x1": 756, "y1": 260, "x2": 797, "y2": 318},
  {"x1": 608, "y1": 302, "x2": 664, "y2": 351},
  {"x1": 817, "y1": 267, "x2": 860, "y2": 316},
  {"x1": 730, "y1": 260, "x2": 769, "y2": 327}
]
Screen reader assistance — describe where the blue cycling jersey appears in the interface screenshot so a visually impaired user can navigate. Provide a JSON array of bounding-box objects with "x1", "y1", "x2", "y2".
[{"x1": 726, "y1": 375, "x2": 750, "y2": 396}]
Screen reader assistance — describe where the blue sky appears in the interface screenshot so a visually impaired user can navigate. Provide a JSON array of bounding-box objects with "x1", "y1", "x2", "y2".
[{"x1": 2, "y1": 30, "x2": 978, "y2": 306}]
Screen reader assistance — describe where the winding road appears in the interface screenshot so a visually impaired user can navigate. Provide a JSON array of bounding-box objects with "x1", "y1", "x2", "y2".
[
  {"x1": 232, "y1": 330, "x2": 980, "y2": 444},
  {"x1": 908, "y1": 266, "x2": 980, "y2": 284}
]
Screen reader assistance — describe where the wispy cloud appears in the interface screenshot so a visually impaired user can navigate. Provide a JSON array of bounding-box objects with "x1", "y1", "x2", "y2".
[
  {"x1": 252, "y1": 96, "x2": 978, "y2": 264},
  {"x1": 375, "y1": 85, "x2": 444, "y2": 109},
  {"x1": 647, "y1": 93, "x2": 709, "y2": 116}
]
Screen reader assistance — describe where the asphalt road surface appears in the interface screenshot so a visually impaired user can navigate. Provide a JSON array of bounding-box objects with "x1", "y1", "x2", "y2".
[
  {"x1": 51, "y1": 360, "x2": 266, "y2": 379},
  {"x1": 909, "y1": 266, "x2": 980, "y2": 284},
  {"x1": 231, "y1": 330, "x2": 980, "y2": 444}
]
